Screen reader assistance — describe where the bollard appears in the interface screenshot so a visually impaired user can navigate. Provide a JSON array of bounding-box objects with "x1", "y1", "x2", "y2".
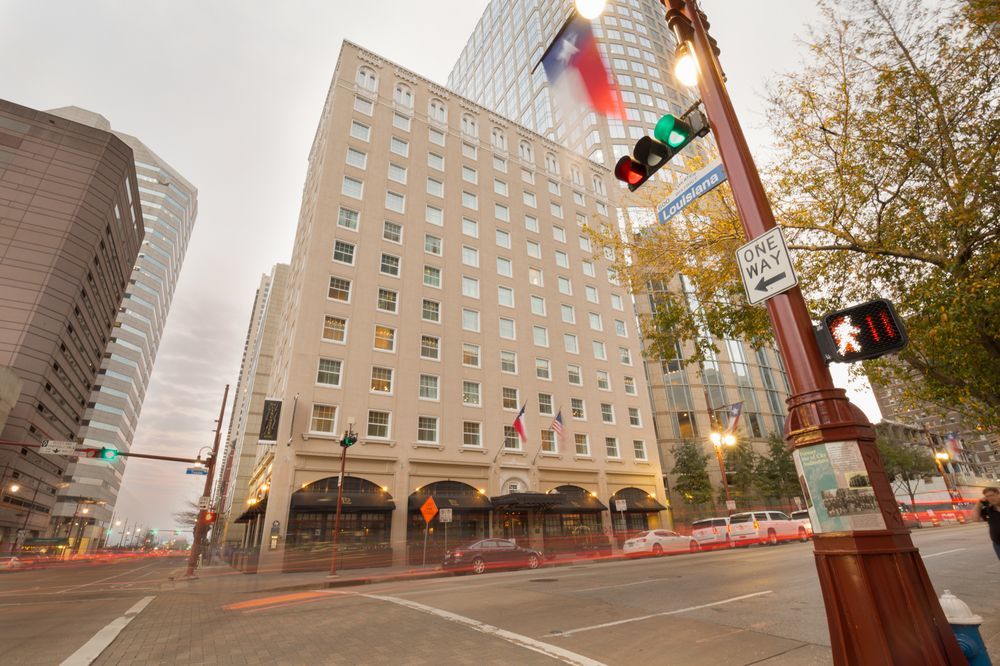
[{"x1": 939, "y1": 590, "x2": 992, "y2": 665}]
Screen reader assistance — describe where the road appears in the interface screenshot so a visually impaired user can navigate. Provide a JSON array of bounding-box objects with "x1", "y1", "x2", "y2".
[{"x1": 0, "y1": 526, "x2": 996, "y2": 665}]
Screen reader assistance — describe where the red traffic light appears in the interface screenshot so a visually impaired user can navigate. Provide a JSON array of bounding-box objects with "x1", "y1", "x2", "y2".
[
  {"x1": 816, "y1": 299, "x2": 908, "y2": 363},
  {"x1": 203, "y1": 511, "x2": 216, "y2": 524},
  {"x1": 614, "y1": 156, "x2": 647, "y2": 189}
]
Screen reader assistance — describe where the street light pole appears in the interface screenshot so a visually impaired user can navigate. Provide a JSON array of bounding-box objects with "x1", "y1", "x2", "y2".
[
  {"x1": 664, "y1": 1, "x2": 965, "y2": 662},
  {"x1": 329, "y1": 419, "x2": 357, "y2": 577},
  {"x1": 184, "y1": 384, "x2": 230, "y2": 578}
]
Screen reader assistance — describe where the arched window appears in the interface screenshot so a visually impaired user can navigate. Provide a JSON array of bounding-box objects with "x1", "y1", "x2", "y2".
[
  {"x1": 545, "y1": 152, "x2": 560, "y2": 174},
  {"x1": 571, "y1": 166, "x2": 583, "y2": 186},
  {"x1": 461, "y1": 114, "x2": 478, "y2": 137},
  {"x1": 429, "y1": 99, "x2": 447, "y2": 123},
  {"x1": 356, "y1": 66, "x2": 377, "y2": 92},
  {"x1": 491, "y1": 127, "x2": 507, "y2": 151},
  {"x1": 519, "y1": 141, "x2": 534, "y2": 162},
  {"x1": 394, "y1": 83, "x2": 413, "y2": 109}
]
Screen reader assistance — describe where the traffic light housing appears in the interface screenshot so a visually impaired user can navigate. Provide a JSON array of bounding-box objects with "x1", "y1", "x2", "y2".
[
  {"x1": 815, "y1": 299, "x2": 908, "y2": 363},
  {"x1": 614, "y1": 110, "x2": 709, "y2": 192},
  {"x1": 341, "y1": 431, "x2": 358, "y2": 448},
  {"x1": 203, "y1": 511, "x2": 216, "y2": 524},
  {"x1": 98, "y1": 447, "x2": 118, "y2": 460}
]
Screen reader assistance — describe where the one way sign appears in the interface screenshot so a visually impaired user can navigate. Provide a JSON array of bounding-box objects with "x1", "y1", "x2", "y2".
[{"x1": 735, "y1": 227, "x2": 798, "y2": 306}]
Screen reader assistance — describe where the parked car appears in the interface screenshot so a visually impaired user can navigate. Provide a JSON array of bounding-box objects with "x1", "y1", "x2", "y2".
[
  {"x1": 691, "y1": 517, "x2": 732, "y2": 549},
  {"x1": 790, "y1": 510, "x2": 813, "y2": 540},
  {"x1": 442, "y1": 538, "x2": 542, "y2": 575},
  {"x1": 623, "y1": 530, "x2": 699, "y2": 556},
  {"x1": 729, "y1": 511, "x2": 802, "y2": 546}
]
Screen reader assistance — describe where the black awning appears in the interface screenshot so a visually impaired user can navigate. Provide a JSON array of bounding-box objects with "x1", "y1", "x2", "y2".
[
  {"x1": 235, "y1": 497, "x2": 268, "y2": 523},
  {"x1": 491, "y1": 492, "x2": 563, "y2": 509},
  {"x1": 550, "y1": 494, "x2": 607, "y2": 512},
  {"x1": 291, "y1": 491, "x2": 395, "y2": 512},
  {"x1": 408, "y1": 491, "x2": 492, "y2": 511},
  {"x1": 609, "y1": 488, "x2": 668, "y2": 512}
]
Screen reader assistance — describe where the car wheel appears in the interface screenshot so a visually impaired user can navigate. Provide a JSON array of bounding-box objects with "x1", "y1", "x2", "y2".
[
  {"x1": 767, "y1": 529, "x2": 778, "y2": 546},
  {"x1": 689, "y1": 540, "x2": 700, "y2": 553},
  {"x1": 651, "y1": 543, "x2": 663, "y2": 555},
  {"x1": 526, "y1": 553, "x2": 540, "y2": 570},
  {"x1": 798, "y1": 527, "x2": 808, "y2": 542},
  {"x1": 472, "y1": 557, "x2": 486, "y2": 575}
]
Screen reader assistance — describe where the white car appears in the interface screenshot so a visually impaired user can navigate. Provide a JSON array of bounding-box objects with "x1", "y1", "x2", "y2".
[
  {"x1": 623, "y1": 530, "x2": 699, "y2": 556},
  {"x1": 691, "y1": 517, "x2": 732, "y2": 549},
  {"x1": 790, "y1": 510, "x2": 813, "y2": 539},
  {"x1": 729, "y1": 511, "x2": 802, "y2": 546}
]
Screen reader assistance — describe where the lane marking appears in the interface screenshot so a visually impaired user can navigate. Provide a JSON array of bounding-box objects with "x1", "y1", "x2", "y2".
[
  {"x1": 922, "y1": 548, "x2": 966, "y2": 559},
  {"x1": 58, "y1": 561, "x2": 160, "y2": 594},
  {"x1": 365, "y1": 593, "x2": 606, "y2": 666},
  {"x1": 547, "y1": 590, "x2": 773, "y2": 637},
  {"x1": 222, "y1": 589, "x2": 349, "y2": 612},
  {"x1": 60, "y1": 595, "x2": 155, "y2": 666},
  {"x1": 572, "y1": 577, "x2": 677, "y2": 593}
]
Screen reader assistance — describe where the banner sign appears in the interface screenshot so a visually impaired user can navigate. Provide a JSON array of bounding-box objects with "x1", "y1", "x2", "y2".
[
  {"x1": 259, "y1": 399, "x2": 282, "y2": 444},
  {"x1": 656, "y1": 160, "x2": 727, "y2": 224}
]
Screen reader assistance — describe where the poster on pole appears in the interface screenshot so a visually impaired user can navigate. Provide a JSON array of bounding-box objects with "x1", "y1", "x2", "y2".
[
  {"x1": 258, "y1": 399, "x2": 282, "y2": 444},
  {"x1": 793, "y1": 440, "x2": 886, "y2": 533}
]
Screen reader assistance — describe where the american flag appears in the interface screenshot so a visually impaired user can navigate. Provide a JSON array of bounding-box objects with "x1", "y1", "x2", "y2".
[{"x1": 551, "y1": 410, "x2": 565, "y2": 439}]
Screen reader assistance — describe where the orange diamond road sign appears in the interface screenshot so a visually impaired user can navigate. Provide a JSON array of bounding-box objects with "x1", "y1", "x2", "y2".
[{"x1": 420, "y1": 496, "x2": 438, "y2": 523}]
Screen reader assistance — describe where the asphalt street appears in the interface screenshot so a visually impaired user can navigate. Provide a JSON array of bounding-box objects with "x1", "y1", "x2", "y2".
[{"x1": 0, "y1": 526, "x2": 996, "y2": 665}]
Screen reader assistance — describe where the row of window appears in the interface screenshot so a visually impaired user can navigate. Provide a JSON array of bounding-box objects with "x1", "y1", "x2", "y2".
[{"x1": 309, "y1": 403, "x2": 647, "y2": 460}]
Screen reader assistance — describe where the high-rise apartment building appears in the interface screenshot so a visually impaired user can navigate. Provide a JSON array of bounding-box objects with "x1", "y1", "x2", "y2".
[
  {"x1": 236, "y1": 41, "x2": 667, "y2": 572},
  {"x1": 42, "y1": 107, "x2": 198, "y2": 551},
  {"x1": 0, "y1": 99, "x2": 143, "y2": 553},
  {"x1": 448, "y1": 0, "x2": 791, "y2": 500},
  {"x1": 216, "y1": 263, "x2": 289, "y2": 548}
]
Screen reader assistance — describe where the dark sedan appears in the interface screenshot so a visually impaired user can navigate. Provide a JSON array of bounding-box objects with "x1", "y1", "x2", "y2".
[{"x1": 442, "y1": 538, "x2": 543, "y2": 575}]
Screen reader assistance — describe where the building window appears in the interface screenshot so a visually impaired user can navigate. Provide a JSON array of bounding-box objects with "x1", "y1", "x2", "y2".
[
  {"x1": 500, "y1": 350, "x2": 517, "y2": 373},
  {"x1": 333, "y1": 240, "x2": 356, "y2": 265},
  {"x1": 606, "y1": 437, "x2": 620, "y2": 458},
  {"x1": 423, "y1": 265, "x2": 441, "y2": 288},
  {"x1": 575, "y1": 434, "x2": 590, "y2": 456},
  {"x1": 561, "y1": 304, "x2": 575, "y2": 324},
  {"x1": 342, "y1": 176, "x2": 363, "y2": 199},
  {"x1": 504, "y1": 426, "x2": 520, "y2": 449},
  {"x1": 462, "y1": 343, "x2": 480, "y2": 367},
  {"x1": 491, "y1": 127, "x2": 507, "y2": 151},
  {"x1": 462, "y1": 246, "x2": 479, "y2": 267},
  {"x1": 633, "y1": 440, "x2": 647, "y2": 461},
  {"x1": 499, "y1": 317, "x2": 516, "y2": 339},
  {"x1": 461, "y1": 114, "x2": 478, "y2": 136},
  {"x1": 619, "y1": 347, "x2": 632, "y2": 364},
  {"x1": 530, "y1": 295, "x2": 546, "y2": 316},
  {"x1": 371, "y1": 366, "x2": 393, "y2": 393},
  {"x1": 328, "y1": 277, "x2": 351, "y2": 302},
  {"x1": 497, "y1": 257, "x2": 513, "y2": 277},
  {"x1": 422, "y1": 299, "x2": 440, "y2": 322},
  {"x1": 525, "y1": 215, "x2": 539, "y2": 232},
  {"x1": 502, "y1": 387, "x2": 519, "y2": 410},
  {"x1": 586, "y1": 285, "x2": 599, "y2": 303},
  {"x1": 373, "y1": 325, "x2": 395, "y2": 351},
  {"x1": 541, "y1": 430, "x2": 556, "y2": 453},
  {"x1": 463, "y1": 217, "x2": 479, "y2": 237},
  {"x1": 428, "y1": 152, "x2": 444, "y2": 170},
  {"x1": 418, "y1": 416, "x2": 438, "y2": 443},
  {"x1": 596, "y1": 370, "x2": 610, "y2": 390},
  {"x1": 589, "y1": 312, "x2": 603, "y2": 331},
  {"x1": 394, "y1": 83, "x2": 413, "y2": 108},
  {"x1": 571, "y1": 398, "x2": 585, "y2": 419},
  {"x1": 426, "y1": 177, "x2": 444, "y2": 197},
  {"x1": 377, "y1": 288, "x2": 397, "y2": 313},
  {"x1": 462, "y1": 308, "x2": 479, "y2": 331},
  {"x1": 346, "y1": 147, "x2": 367, "y2": 168},
  {"x1": 464, "y1": 422, "x2": 482, "y2": 447},
  {"x1": 383, "y1": 220, "x2": 402, "y2": 243},
  {"x1": 338, "y1": 207, "x2": 359, "y2": 230},
  {"x1": 419, "y1": 374, "x2": 439, "y2": 400},
  {"x1": 496, "y1": 229, "x2": 511, "y2": 248},
  {"x1": 615, "y1": 319, "x2": 627, "y2": 337},
  {"x1": 528, "y1": 268, "x2": 543, "y2": 286},
  {"x1": 535, "y1": 358, "x2": 551, "y2": 380},
  {"x1": 317, "y1": 358, "x2": 342, "y2": 386},
  {"x1": 367, "y1": 411, "x2": 390, "y2": 439},
  {"x1": 323, "y1": 316, "x2": 346, "y2": 342},
  {"x1": 350, "y1": 121, "x2": 370, "y2": 141},
  {"x1": 463, "y1": 142, "x2": 478, "y2": 159},
  {"x1": 420, "y1": 335, "x2": 439, "y2": 360},
  {"x1": 523, "y1": 191, "x2": 537, "y2": 207},
  {"x1": 310, "y1": 404, "x2": 337, "y2": 433},
  {"x1": 424, "y1": 234, "x2": 442, "y2": 255},
  {"x1": 555, "y1": 250, "x2": 569, "y2": 268},
  {"x1": 601, "y1": 403, "x2": 615, "y2": 423},
  {"x1": 567, "y1": 365, "x2": 582, "y2": 385},
  {"x1": 393, "y1": 113, "x2": 410, "y2": 131},
  {"x1": 495, "y1": 203, "x2": 509, "y2": 222},
  {"x1": 429, "y1": 127, "x2": 445, "y2": 146},
  {"x1": 593, "y1": 341, "x2": 607, "y2": 360},
  {"x1": 386, "y1": 191, "x2": 405, "y2": 213},
  {"x1": 498, "y1": 286, "x2": 514, "y2": 308},
  {"x1": 532, "y1": 325, "x2": 548, "y2": 347},
  {"x1": 526, "y1": 240, "x2": 542, "y2": 259},
  {"x1": 356, "y1": 66, "x2": 377, "y2": 91},
  {"x1": 388, "y1": 163, "x2": 407, "y2": 184},
  {"x1": 380, "y1": 253, "x2": 400, "y2": 276},
  {"x1": 462, "y1": 191, "x2": 478, "y2": 210},
  {"x1": 462, "y1": 276, "x2": 480, "y2": 299},
  {"x1": 494, "y1": 179, "x2": 509, "y2": 196},
  {"x1": 463, "y1": 381, "x2": 481, "y2": 406},
  {"x1": 629, "y1": 407, "x2": 641, "y2": 426},
  {"x1": 564, "y1": 334, "x2": 579, "y2": 354},
  {"x1": 538, "y1": 393, "x2": 553, "y2": 415},
  {"x1": 429, "y1": 98, "x2": 447, "y2": 123},
  {"x1": 624, "y1": 376, "x2": 637, "y2": 394}
]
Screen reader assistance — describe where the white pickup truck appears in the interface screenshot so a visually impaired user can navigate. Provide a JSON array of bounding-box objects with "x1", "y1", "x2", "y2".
[{"x1": 729, "y1": 510, "x2": 804, "y2": 546}]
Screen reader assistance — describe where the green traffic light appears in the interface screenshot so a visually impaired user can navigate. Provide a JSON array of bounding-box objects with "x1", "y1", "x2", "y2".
[
  {"x1": 653, "y1": 114, "x2": 689, "y2": 148},
  {"x1": 99, "y1": 447, "x2": 118, "y2": 460}
]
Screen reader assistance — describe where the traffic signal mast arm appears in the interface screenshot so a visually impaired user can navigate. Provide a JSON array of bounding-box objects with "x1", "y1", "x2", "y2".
[{"x1": 0, "y1": 438, "x2": 208, "y2": 464}]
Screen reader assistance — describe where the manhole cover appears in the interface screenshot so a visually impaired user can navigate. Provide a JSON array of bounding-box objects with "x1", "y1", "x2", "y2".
[{"x1": 530, "y1": 578, "x2": 559, "y2": 583}]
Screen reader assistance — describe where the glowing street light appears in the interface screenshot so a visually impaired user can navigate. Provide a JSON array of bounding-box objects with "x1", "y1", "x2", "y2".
[
  {"x1": 8, "y1": 483, "x2": 19, "y2": 493},
  {"x1": 673, "y1": 42, "x2": 699, "y2": 87},
  {"x1": 574, "y1": 0, "x2": 607, "y2": 19}
]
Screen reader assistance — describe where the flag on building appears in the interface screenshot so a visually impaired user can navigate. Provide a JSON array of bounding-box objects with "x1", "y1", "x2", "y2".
[
  {"x1": 513, "y1": 402, "x2": 528, "y2": 444},
  {"x1": 539, "y1": 14, "x2": 625, "y2": 118},
  {"x1": 551, "y1": 410, "x2": 565, "y2": 439},
  {"x1": 724, "y1": 402, "x2": 743, "y2": 433}
]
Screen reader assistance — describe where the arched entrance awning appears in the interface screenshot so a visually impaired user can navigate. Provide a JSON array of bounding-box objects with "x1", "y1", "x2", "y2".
[
  {"x1": 609, "y1": 487, "x2": 667, "y2": 512},
  {"x1": 408, "y1": 480, "x2": 491, "y2": 511},
  {"x1": 407, "y1": 481, "x2": 490, "y2": 565},
  {"x1": 549, "y1": 485, "x2": 608, "y2": 512},
  {"x1": 609, "y1": 487, "x2": 667, "y2": 542},
  {"x1": 293, "y1": 476, "x2": 395, "y2": 511}
]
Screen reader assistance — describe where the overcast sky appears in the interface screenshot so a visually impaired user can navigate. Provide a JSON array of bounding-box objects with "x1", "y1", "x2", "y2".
[{"x1": 0, "y1": 0, "x2": 875, "y2": 537}]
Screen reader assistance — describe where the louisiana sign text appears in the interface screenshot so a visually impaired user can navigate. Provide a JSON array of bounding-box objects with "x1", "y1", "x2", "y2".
[{"x1": 656, "y1": 160, "x2": 727, "y2": 224}]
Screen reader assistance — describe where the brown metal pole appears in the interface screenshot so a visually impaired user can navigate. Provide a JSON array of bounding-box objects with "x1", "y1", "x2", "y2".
[
  {"x1": 328, "y1": 442, "x2": 348, "y2": 576},
  {"x1": 672, "y1": 2, "x2": 965, "y2": 662},
  {"x1": 714, "y1": 446, "x2": 731, "y2": 507},
  {"x1": 703, "y1": 388, "x2": 731, "y2": 510},
  {"x1": 184, "y1": 384, "x2": 229, "y2": 578}
]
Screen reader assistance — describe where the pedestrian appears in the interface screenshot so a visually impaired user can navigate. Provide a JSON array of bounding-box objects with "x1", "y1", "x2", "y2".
[{"x1": 978, "y1": 487, "x2": 1000, "y2": 561}]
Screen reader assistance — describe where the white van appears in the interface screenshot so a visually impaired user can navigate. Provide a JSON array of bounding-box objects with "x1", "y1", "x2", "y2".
[
  {"x1": 690, "y1": 517, "x2": 732, "y2": 548},
  {"x1": 729, "y1": 511, "x2": 802, "y2": 546}
]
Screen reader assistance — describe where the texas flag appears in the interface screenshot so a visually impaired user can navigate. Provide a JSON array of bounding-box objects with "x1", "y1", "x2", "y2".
[
  {"x1": 724, "y1": 402, "x2": 744, "y2": 434},
  {"x1": 513, "y1": 402, "x2": 528, "y2": 444},
  {"x1": 539, "y1": 14, "x2": 625, "y2": 118}
]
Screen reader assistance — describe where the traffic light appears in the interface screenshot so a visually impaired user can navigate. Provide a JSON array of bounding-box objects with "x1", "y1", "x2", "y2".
[
  {"x1": 341, "y1": 431, "x2": 358, "y2": 448},
  {"x1": 203, "y1": 511, "x2": 216, "y2": 524},
  {"x1": 614, "y1": 110, "x2": 709, "y2": 192},
  {"x1": 98, "y1": 447, "x2": 118, "y2": 460},
  {"x1": 815, "y1": 299, "x2": 908, "y2": 363}
]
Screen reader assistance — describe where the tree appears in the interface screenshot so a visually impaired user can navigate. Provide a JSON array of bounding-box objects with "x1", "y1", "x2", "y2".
[
  {"x1": 671, "y1": 440, "x2": 714, "y2": 504},
  {"x1": 727, "y1": 440, "x2": 759, "y2": 498},
  {"x1": 173, "y1": 499, "x2": 201, "y2": 528},
  {"x1": 592, "y1": 0, "x2": 999, "y2": 430},
  {"x1": 877, "y1": 436, "x2": 937, "y2": 508},
  {"x1": 756, "y1": 434, "x2": 802, "y2": 500}
]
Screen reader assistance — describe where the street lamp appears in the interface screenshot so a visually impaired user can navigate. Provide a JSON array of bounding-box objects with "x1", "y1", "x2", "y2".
[
  {"x1": 710, "y1": 431, "x2": 737, "y2": 512},
  {"x1": 8, "y1": 483, "x2": 19, "y2": 493},
  {"x1": 574, "y1": 0, "x2": 607, "y2": 19},
  {"x1": 673, "y1": 42, "x2": 699, "y2": 87},
  {"x1": 934, "y1": 451, "x2": 957, "y2": 507}
]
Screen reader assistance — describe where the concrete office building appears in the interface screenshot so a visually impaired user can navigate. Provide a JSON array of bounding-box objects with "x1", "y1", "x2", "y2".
[
  {"x1": 216, "y1": 263, "x2": 290, "y2": 548},
  {"x1": 0, "y1": 99, "x2": 143, "y2": 553},
  {"x1": 38, "y1": 108, "x2": 198, "y2": 551},
  {"x1": 448, "y1": 0, "x2": 792, "y2": 500},
  {"x1": 236, "y1": 41, "x2": 667, "y2": 572}
]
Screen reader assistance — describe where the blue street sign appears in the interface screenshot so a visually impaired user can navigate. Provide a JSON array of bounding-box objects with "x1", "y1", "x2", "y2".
[
  {"x1": 186, "y1": 466, "x2": 209, "y2": 475},
  {"x1": 656, "y1": 160, "x2": 727, "y2": 224}
]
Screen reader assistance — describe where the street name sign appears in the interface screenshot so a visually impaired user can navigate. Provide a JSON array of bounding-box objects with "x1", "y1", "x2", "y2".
[
  {"x1": 186, "y1": 465, "x2": 209, "y2": 475},
  {"x1": 735, "y1": 226, "x2": 798, "y2": 306},
  {"x1": 656, "y1": 159, "x2": 727, "y2": 224},
  {"x1": 39, "y1": 440, "x2": 78, "y2": 455}
]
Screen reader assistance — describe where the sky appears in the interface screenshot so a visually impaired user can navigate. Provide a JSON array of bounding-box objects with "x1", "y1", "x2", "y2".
[{"x1": 0, "y1": 0, "x2": 877, "y2": 536}]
